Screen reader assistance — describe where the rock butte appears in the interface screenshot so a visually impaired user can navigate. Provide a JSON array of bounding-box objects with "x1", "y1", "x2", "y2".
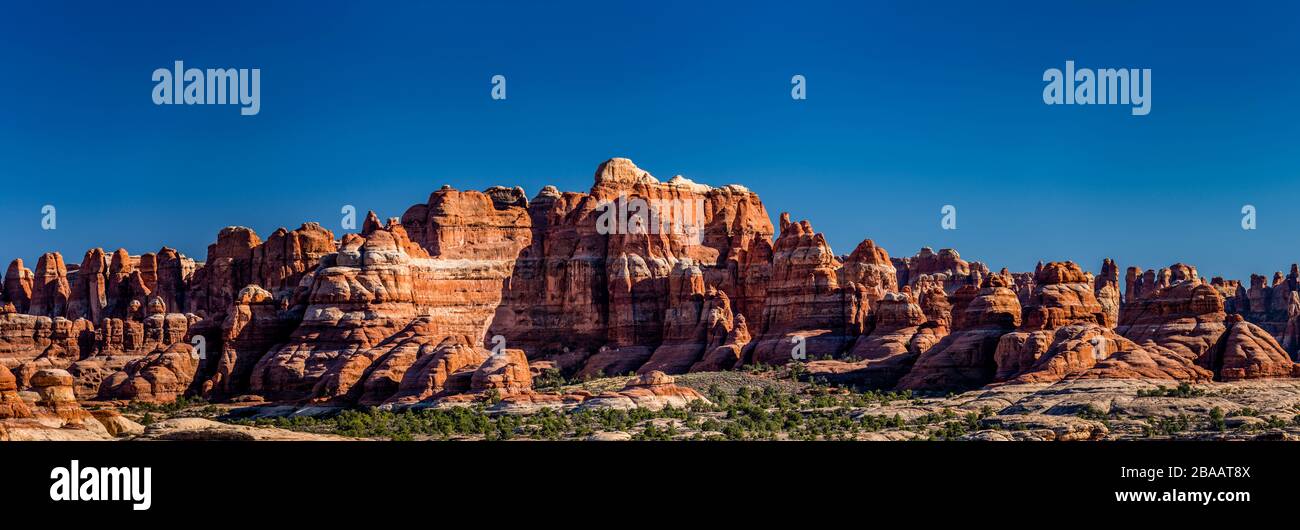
[{"x1": 2, "y1": 157, "x2": 1299, "y2": 422}]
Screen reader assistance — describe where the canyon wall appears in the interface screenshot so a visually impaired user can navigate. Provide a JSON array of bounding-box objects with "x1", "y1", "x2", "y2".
[{"x1": 2, "y1": 158, "x2": 1298, "y2": 406}]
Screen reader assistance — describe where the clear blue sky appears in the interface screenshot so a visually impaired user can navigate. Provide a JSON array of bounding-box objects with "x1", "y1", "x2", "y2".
[{"x1": 2, "y1": 1, "x2": 1298, "y2": 281}]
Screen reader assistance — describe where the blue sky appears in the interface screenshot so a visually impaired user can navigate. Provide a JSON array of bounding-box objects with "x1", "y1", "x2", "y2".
[{"x1": 1, "y1": 1, "x2": 1298, "y2": 281}]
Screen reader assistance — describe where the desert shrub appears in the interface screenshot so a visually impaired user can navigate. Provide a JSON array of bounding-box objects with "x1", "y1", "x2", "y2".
[{"x1": 1209, "y1": 407, "x2": 1226, "y2": 431}]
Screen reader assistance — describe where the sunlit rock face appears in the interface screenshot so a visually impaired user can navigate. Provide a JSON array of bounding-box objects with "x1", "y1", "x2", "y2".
[{"x1": 2, "y1": 158, "x2": 1297, "y2": 407}]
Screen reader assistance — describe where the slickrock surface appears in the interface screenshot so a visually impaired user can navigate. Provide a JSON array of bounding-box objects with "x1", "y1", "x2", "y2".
[
  {"x1": 135, "y1": 418, "x2": 350, "y2": 441},
  {"x1": 2, "y1": 157, "x2": 1299, "y2": 427},
  {"x1": 142, "y1": 373, "x2": 1300, "y2": 441}
]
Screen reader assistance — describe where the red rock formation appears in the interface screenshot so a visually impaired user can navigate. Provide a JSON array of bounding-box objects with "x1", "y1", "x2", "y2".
[
  {"x1": 839, "y1": 239, "x2": 898, "y2": 311},
  {"x1": 805, "y1": 290, "x2": 930, "y2": 388},
  {"x1": 491, "y1": 158, "x2": 772, "y2": 378},
  {"x1": 1109, "y1": 273, "x2": 1222, "y2": 375},
  {"x1": 993, "y1": 261, "x2": 1109, "y2": 381},
  {"x1": 916, "y1": 286, "x2": 952, "y2": 331},
  {"x1": 1004, "y1": 324, "x2": 1139, "y2": 384},
  {"x1": 0, "y1": 365, "x2": 30, "y2": 419},
  {"x1": 153, "y1": 247, "x2": 195, "y2": 316},
  {"x1": 201, "y1": 285, "x2": 298, "y2": 400},
  {"x1": 2, "y1": 259, "x2": 34, "y2": 314},
  {"x1": 244, "y1": 203, "x2": 522, "y2": 403},
  {"x1": 1019, "y1": 262, "x2": 1106, "y2": 331},
  {"x1": 30, "y1": 368, "x2": 102, "y2": 432},
  {"x1": 1009, "y1": 269, "x2": 1036, "y2": 307},
  {"x1": 388, "y1": 341, "x2": 530, "y2": 408},
  {"x1": 103, "y1": 249, "x2": 134, "y2": 318},
  {"x1": 402, "y1": 186, "x2": 529, "y2": 260},
  {"x1": 746, "y1": 215, "x2": 865, "y2": 366},
  {"x1": 1080, "y1": 269, "x2": 1223, "y2": 381},
  {"x1": 188, "y1": 226, "x2": 262, "y2": 321},
  {"x1": 97, "y1": 342, "x2": 199, "y2": 402},
  {"x1": 65, "y1": 249, "x2": 108, "y2": 323},
  {"x1": 638, "y1": 264, "x2": 742, "y2": 375},
  {"x1": 992, "y1": 259, "x2": 1188, "y2": 386},
  {"x1": 0, "y1": 313, "x2": 94, "y2": 369},
  {"x1": 255, "y1": 223, "x2": 336, "y2": 294},
  {"x1": 28, "y1": 253, "x2": 70, "y2": 318},
  {"x1": 579, "y1": 371, "x2": 707, "y2": 411},
  {"x1": 1211, "y1": 314, "x2": 1299, "y2": 381},
  {"x1": 1095, "y1": 258, "x2": 1120, "y2": 328},
  {"x1": 1283, "y1": 305, "x2": 1300, "y2": 356},
  {"x1": 1223, "y1": 265, "x2": 1300, "y2": 355},
  {"x1": 689, "y1": 312, "x2": 751, "y2": 372},
  {"x1": 894, "y1": 247, "x2": 987, "y2": 295},
  {"x1": 369, "y1": 333, "x2": 489, "y2": 407},
  {"x1": 485, "y1": 186, "x2": 608, "y2": 370},
  {"x1": 6, "y1": 158, "x2": 1299, "y2": 409},
  {"x1": 249, "y1": 224, "x2": 432, "y2": 401},
  {"x1": 848, "y1": 291, "x2": 926, "y2": 360},
  {"x1": 596, "y1": 160, "x2": 772, "y2": 373},
  {"x1": 470, "y1": 348, "x2": 533, "y2": 396},
  {"x1": 897, "y1": 274, "x2": 1021, "y2": 390}
]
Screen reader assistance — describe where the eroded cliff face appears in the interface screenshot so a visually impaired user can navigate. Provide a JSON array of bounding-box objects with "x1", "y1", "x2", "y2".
[
  {"x1": 2, "y1": 157, "x2": 1298, "y2": 408},
  {"x1": 489, "y1": 158, "x2": 774, "y2": 378},
  {"x1": 745, "y1": 214, "x2": 867, "y2": 367},
  {"x1": 896, "y1": 274, "x2": 1023, "y2": 390}
]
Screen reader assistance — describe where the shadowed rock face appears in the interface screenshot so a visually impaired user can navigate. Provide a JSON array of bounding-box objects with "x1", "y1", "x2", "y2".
[
  {"x1": 1, "y1": 158, "x2": 1297, "y2": 408},
  {"x1": 848, "y1": 291, "x2": 926, "y2": 361},
  {"x1": 896, "y1": 274, "x2": 1022, "y2": 391},
  {"x1": 637, "y1": 263, "x2": 744, "y2": 375},
  {"x1": 803, "y1": 290, "x2": 934, "y2": 388}
]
